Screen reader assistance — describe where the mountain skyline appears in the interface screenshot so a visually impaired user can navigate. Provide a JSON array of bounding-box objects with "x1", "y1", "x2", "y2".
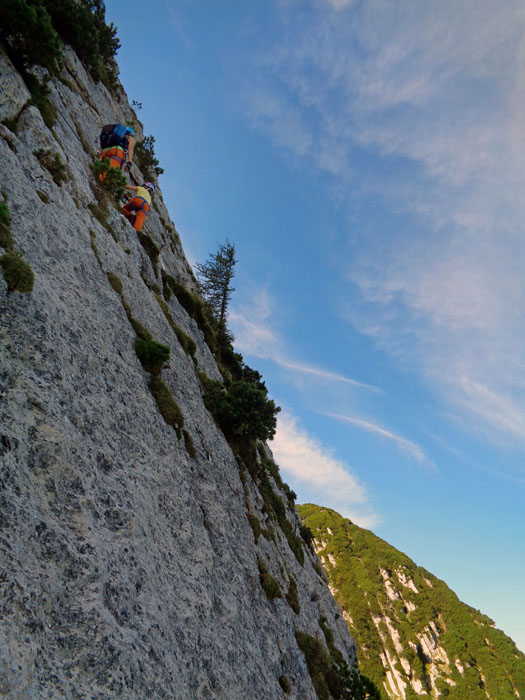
[{"x1": 299, "y1": 504, "x2": 525, "y2": 699}]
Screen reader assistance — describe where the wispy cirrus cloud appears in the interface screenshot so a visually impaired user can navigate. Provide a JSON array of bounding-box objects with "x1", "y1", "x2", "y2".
[
  {"x1": 327, "y1": 413, "x2": 434, "y2": 469},
  {"x1": 245, "y1": 0, "x2": 525, "y2": 448},
  {"x1": 454, "y1": 376, "x2": 525, "y2": 442},
  {"x1": 272, "y1": 357, "x2": 377, "y2": 390},
  {"x1": 229, "y1": 288, "x2": 376, "y2": 390},
  {"x1": 325, "y1": 0, "x2": 356, "y2": 10},
  {"x1": 272, "y1": 412, "x2": 379, "y2": 528}
]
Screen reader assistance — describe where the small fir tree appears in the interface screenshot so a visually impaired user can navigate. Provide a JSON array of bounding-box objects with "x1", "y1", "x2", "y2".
[{"x1": 196, "y1": 240, "x2": 237, "y2": 328}]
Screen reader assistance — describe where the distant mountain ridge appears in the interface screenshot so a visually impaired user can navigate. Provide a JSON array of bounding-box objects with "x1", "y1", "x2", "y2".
[{"x1": 298, "y1": 504, "x2": 525, "y2": 700}]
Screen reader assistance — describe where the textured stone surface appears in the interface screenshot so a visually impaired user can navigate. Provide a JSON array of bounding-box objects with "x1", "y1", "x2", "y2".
[
  {"x1": 0, "y1": 45, "x2": 30, "y2": 123},
  {"x1": 0, "y1": 44, "x2": 357, "y2": 698}
]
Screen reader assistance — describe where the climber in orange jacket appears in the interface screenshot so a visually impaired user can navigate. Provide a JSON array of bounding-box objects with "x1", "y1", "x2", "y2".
[
  {"x1": 121, "y1": 182, "x2": 155, "y2": 232},
  {"x1": 98, "y1": 123, "x2": 135, "y2": 180}
]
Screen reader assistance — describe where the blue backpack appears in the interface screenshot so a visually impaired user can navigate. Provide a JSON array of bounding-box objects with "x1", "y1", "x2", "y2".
[{"x1": 100, "y1": 123, "x2": 129, "y2": 150}]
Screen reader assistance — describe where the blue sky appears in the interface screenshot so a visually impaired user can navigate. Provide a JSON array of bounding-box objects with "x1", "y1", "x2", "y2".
[{"x1": 106, "y1": 0, "x2": 525, "y2": 652}]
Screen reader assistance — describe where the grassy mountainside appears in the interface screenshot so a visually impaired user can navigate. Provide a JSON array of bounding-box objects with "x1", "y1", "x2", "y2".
[{"x1": 298, "y1": 504, "x2": 525, "y2": 700}]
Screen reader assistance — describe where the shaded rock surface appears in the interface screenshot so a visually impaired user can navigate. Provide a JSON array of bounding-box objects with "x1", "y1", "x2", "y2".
[{"x1": 0, "y1": 44, "x2": 357, "y2": 699}]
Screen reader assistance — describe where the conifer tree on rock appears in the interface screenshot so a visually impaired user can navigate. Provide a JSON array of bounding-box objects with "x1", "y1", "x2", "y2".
[{"x1": 196, "y1": 240, "x2": 237, "y2": 329}]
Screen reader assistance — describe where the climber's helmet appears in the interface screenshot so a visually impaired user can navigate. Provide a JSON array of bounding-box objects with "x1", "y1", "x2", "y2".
[
  {"x1": 125, "y1": 126, "x2": 134, "y2": 137},
  {"x1": 143, "y1": 182, "x2": 156, "y2": 192}
]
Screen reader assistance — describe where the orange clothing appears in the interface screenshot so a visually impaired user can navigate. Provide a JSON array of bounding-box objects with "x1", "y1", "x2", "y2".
[
  {"x1": 122, "y1": 197, "x2": 150, "y2": 232},
  {"x1": 99, "y1": 145, "x2": 126, "y2": 181}
]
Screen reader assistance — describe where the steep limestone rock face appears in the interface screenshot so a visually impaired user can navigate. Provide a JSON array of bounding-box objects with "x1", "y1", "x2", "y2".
[
  {"x1": 0, "y1": 45, "x2": 357, "y2": 699},
  {"x1": 299, "y1": 504, "x2": 525, "y2": 700}
]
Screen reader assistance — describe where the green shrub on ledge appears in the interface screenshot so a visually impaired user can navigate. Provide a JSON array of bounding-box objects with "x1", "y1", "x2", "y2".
[
  {"x1": 106, "y1": 272, "x2": 122, "y2": 295},
  {"x1": 1, "y1": 250, "x2": 34, "y2": 294},
  {"x1": 294, "y1": 631, "x2": 338, "y2": 700},
  {"x1": 148, "y1": 375, "x2": 183, "y2": 439},
  {"x1": 2, "y1": 0, "x2": 120, "y2": 88},
  {"x1": 162, "y1": 272, "x2": 216, "y2": 350},
  {"x1": 0, "y1": 202, "x2": 10, "y2": 227},
  {"x1": 134, "y1": 338, "x2": 170, "y2": 375},
  {"x1": 134, "y1": 134, "x2": 163, "y2": 180},
  {"x1": 286, "y1": 576, "x2": 300, "y2": 614},
  {"x1": 26, "y1": 74, "x2": 57, "y2": 128},
  {"x1": 122, "y1": 301, "x2": 151, "y2": 341},
  {"x1": 299, "y1": 523, "x2": 314, "y2": 551},
  {"x1": 279, "y1": 675, "x2": 291, "y2": 694},
  {"x1": 0, "y1": 213, "x2": 14, "y2": 251},
  {"x1": 137, "y1": 232, "x2": 160, "y2": 271},
  {"x1": 183, "y1": 429, "x2": 196, "y2": 458},
  {"x1": 93, "y1": 160, "x2": 127, "y2": 201},
  {"x1": 34, "y1": 149, "x2": 67, "y2": 185},
  {"x1": 246, "y1": 512, "x2": 262, "y2": 543},
  {"x1": 257, "y1": 557, "x2": 282, "y2": 601},
  {"x1": 155, "y1": 294, "x2": 197, "y2": 358}
]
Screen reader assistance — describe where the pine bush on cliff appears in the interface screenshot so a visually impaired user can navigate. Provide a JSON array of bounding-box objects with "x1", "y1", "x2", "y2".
[
  {"x1": 202, "y1": 377, "x2": 279, "y2": 443},
  {"x1": 257, "y1": 469, "x2": 305, "y2": 565},
  {"x1": 44, "y1": 0, "x2": 120, "y2": 85},
  {"x1": 285, "y1": 575, "x2": 300, "y2": 614},
  {"x1": 1, "y1": 0, "x2": 120, "y2": 87},
  {"x1": 155, "y1": 294, "x2": 197, "y2": 358},
  {"x1": 295, "y1": 630, "x2": 341, "y2": 700},
  {"x1": 196, "y1": 240, "x2": 236, "y2": 329},
  {"x1": 1, "y1": 0, "x2": 62, "y2": 73},
  {"x1": 296, "y1": 626, "x2": 380, "y2": 700},
  {"x1": 134, "y1": 135, "x2": 164, "y2": 180}
]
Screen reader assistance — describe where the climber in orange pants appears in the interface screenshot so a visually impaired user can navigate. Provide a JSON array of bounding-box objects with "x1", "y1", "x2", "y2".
[
  {"x1": 100, "y1": 145, "x2": 126, "y2": 171},
  {"x1": 121, "y1": 182, "x2": 156, "y2": 232},
  {"x1": 98, "y1": 124, "x2": 135, "y2": 181}
]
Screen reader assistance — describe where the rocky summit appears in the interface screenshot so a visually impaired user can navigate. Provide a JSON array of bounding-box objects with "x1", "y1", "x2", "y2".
[{"x1": 0, "y1": 23, "x2": 364, "y2": 700}]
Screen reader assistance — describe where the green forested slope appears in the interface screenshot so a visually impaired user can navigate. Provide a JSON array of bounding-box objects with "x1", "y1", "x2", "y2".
[{"x1": 298, "y1": 504, "x2": 525, "y2": 700}]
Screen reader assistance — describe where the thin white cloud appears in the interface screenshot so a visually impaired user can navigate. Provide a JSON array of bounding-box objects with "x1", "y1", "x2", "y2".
[
  {"x1": 272, "y1": 412, "x2": 379, "y2": 528},
  {"x1": 455, "y1": 376, "x2": 525, "y2": 441},
  {"x1": 229, "y1": 291, "x2": 376, "y2": 390},
  {"x1": 273, "y1": 357, "x2": 378, "y2": 390},
  {"x1": 324, "y1": 0, "x2": 356, "y2": 11},
  {"x1": 165, "y1": 1, "x2": 195, "y2": 51},
  {"x1": 327, "y1": 413, "x2": 433, "y2": 468},
  {"x1": 247, "y1": 89, "x2": 313, "y2": 158},
  {"x1": 245, "y1": 0, "x2": 525, "y2": 447}
]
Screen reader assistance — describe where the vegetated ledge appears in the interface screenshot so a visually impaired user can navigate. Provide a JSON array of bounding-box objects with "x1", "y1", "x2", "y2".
[{"x1": 0, "y1": 198, "x2": 34, "y2": 294}]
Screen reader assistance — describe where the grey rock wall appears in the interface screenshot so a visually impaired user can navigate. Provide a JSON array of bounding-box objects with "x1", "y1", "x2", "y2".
[{"x1": 0, "y1": 43, "x2": 357, "y2": 699}]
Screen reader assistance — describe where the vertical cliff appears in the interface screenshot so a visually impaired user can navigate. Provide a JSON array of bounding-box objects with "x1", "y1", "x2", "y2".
[{"x1": 0, "y1": 32, "x2": 363, "y2": 699}]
